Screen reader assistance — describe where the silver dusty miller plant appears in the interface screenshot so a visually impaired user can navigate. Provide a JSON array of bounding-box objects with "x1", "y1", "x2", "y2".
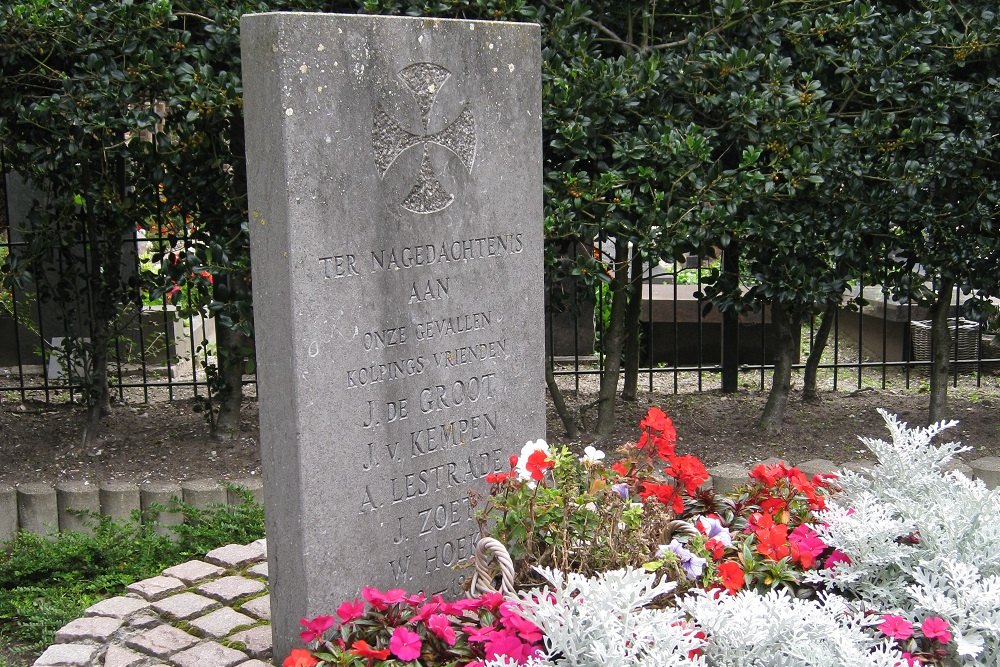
[
  {"x1": 680, "y1": 588, "x2": 905, "y2": 667},
  {"x1": 486, "y1": 567, "x2": 705, "y2": 667},
  {"x1": 807, "y1": 409, "x2": 1000, "y2": 665}
]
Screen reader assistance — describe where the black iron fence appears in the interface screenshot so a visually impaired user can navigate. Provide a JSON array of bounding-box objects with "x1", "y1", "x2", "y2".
[{"x1": 3, "y1": 171, "x2": 998, "y2": 403}]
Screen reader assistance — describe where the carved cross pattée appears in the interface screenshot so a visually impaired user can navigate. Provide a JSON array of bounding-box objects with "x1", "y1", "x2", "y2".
[{"x1": 372, "y1": 63, "x2": 476, "y2": 214}]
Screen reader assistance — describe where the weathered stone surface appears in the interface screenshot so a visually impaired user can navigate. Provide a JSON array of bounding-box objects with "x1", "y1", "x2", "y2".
[
  {"x1": 102, "y1": 645, "x2": 146, "y2": 667},
  {"x1": 228, "y1": 625, "x2": 274, "y2": 659},
  {"x1": 181, "y1": 478, "x2": 226, "y2": 509},
  {"x1": 246, "y1": 561, "x2": 269, "y2": 579},
  {"x1": 235, "y1": 660, "x2": 274, "y2": 667},
  {"x1": 84, "y1": 596, "x2": 150, "y2": 619},
  {"x1": 205, "y1": 542, "x2": 266, "y2": 569},
  {"x1": 188, "y1": 606, "x2": 255, "y2": 638},
  {"x1": 17, "y1": 482, "x2": 58, "y2": 535},
  {"x1": 126, "y1": 575, "x2": 185, "y2": 601},
  {"x1": 55, "y1": 481, "x2": 100, "y2": 535},
  {"x1": 0, "y1": 484, "x2": 16, "y2": 544},
  {"x1": 124, "y1": 624, "x2": 198, "y2": 658},
  {"x1": 161, "y1": 559, "x2": 226, "y2": 584},
  {"x1": 54, "y1": 615, "x2": 124, "y2": 643},
  {"x1": 795, "y1": 459, "x2": 838, "y2": 477},
  {"x1": 170, "y1": 641, "x2": 249, "y2": 667},
  {"x1": 242, "y1": 13, "x2": 543, "y2": 660},
  {"x1": 971, "y1": 455, "x2": 1000, "y2": 489},
  {"x1": 197, "y1": 575, "x2": 266, "y2": 603},
  {"x1": 32, "y1": 643, "x2": 99, "y2": 666},
  {"x1": 99, "y1": 481, "x2": 140, "y2": 522},
  {"x1": 151, "y1": 592, "x2": 220, "y2": 620},
  {"x1": 708, "y1": 463, "x2": 749, "y2": 496},
  {"x1": 239, "y1": 594, "x2": 271, "y2": 621}
]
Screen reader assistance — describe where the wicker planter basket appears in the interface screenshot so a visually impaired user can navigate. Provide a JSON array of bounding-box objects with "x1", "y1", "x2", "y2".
[{"x1": 910, "y1": 318, "x2": 981, "y2": 364}]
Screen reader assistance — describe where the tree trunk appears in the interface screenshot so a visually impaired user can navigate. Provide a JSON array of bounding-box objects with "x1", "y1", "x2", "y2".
[
  {"x1": 802, "y1": 302, "x2": 837, "y2": 402},
  {"x1": 545, "y1": 359, "x2": 579, "y2": 439},
  {"x1": 621, "y1": 243, "x2": 644, "y2": 402},
  {"x1": 596, "y1": 238, "x2": 629, "y2": 437},
  {"x1": 927, "y1": 278, "x2": 954, "y2": 424},
  {"x1": 758, "y1": 302, "x2": 799, "y2": 434},
  {"x1": 211, "y1": 279, "x2": 251, "y2": 441}
]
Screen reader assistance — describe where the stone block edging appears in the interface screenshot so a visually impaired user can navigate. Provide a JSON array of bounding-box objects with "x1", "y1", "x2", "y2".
[{"x1": 1, "y1": 477, "x2": 264, "y2": 543}]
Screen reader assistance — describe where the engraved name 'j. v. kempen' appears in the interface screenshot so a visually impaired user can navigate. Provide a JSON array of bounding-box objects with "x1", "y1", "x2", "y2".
[{"x1": 372, "y1": 63, "x2": 476, "y2": 214}]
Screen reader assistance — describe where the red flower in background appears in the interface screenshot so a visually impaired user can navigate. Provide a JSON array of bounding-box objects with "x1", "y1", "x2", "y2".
[
  {"x1": 666, "y1": 454, "x2": 709, "y2": 494},
  {"x1": 639, "y1": 481, "x2": 685, "y2": 514},
  {"x1": 283, "y1": 648, "x2": 318, "y2": 667},
  {"x1": 350, "y1": 640, "x2": 390, "y2": 661},
  {"x1": 717, "y1": 561, "x2": 745, "y2": 594}
]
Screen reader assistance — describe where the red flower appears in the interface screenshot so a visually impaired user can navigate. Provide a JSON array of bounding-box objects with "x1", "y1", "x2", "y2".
[
  {"x1": 665, "y1": 454, "x2": 709, "y2": 494},
  {"x1": 283, "y1": 648, "x2": 318, "y2": 667},
  {"x1": 749, "y1": 462, "x2": 788, "y2": 487},
  {"x1": 705, "y1": 538, "x2": 725, "y2": 560},
  {"x1": 336, "y1": 598, "x2": 364, "y2": 625},
  {"x1": 389, "y1": 625, "x2": 423, "y2": 661},
  {"x1": 298, "y1": 615, "x2": 335, "y2": 643},
  {"x1": 754, "y1": 516, "x2": 791, "y2": 561},
  {"x1": 611, "y1": 461, "x2": 631, "y2": 478},
  {"x1": 640, "y1": 406, "x2": 671, "y2": 432},
  {"x1": 350, "y1": 640, "x2": 390, "y2": 661},
  {"x1": 639, "y1": 482, "x2": 685, "y2": 514},
  {"x1": 525, "y1": 449, "x2": 553, "y2": 480},
  {"x1": 759, "y1": 496, "x2": 787, "y2": 515},
  {"x1": 717, "y1": 561, "x2": 745, "y2": 594},
  {"x1": 199, "y1": 269, "x2": 214, "y2": 284}
]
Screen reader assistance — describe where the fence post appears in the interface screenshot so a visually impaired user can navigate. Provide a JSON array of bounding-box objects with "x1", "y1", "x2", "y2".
[{"x1": 721, "y1": 242, "x2": 740, "y2": 393}]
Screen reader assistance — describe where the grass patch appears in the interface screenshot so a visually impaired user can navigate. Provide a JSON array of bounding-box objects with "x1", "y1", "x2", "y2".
[{"x1": 0, "y1": 488, "x2": 264, "y2": 665}]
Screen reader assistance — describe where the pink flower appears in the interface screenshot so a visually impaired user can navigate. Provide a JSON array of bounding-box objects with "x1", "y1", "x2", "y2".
[
  {"x1": 428, "y1": 613, "x2": 457, "y2": 646},
  {"x1": 901, "y1": 652, "x2": 921, "y2": 666},
  {"x1": 298, "y1": 615, "x2": 335, "y2": 643},
  {"x1": 879, "y1": 614, "x2": 914, "y2": 640},
  {"x1": 389, "y1": 625, "x2": 422, "y2": 661},
  {"x1": 920, "y1": 616, "x2": 952, "y2": 643},
  {"x1": 362, "y1": 587, "x2": 407, "y2": 611},
  {"x1": 336, "y1": 598, "x2": 364, "y2": 625},
  {"x1": 463, "y1": 624, "x2": 496, "y2": 643},
  {"x1": 485, "y1": 632, "x2": 530, "y2": 662},
  {"x1": 824, "y1": 549, "x2": 852, "y2": 570},
  {"x1": 789, "y1": 524, "x2": 827, "y2": 569}
]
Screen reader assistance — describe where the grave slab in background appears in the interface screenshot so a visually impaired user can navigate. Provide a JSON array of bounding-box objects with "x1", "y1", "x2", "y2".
[{"x1": 241, "y1": 12, "x2": 543, "y2": 660}]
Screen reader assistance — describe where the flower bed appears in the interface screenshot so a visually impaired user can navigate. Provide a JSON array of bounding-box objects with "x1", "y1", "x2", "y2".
[{"x1": 286, "y1": 409, "x2": 999, "y2": 667}]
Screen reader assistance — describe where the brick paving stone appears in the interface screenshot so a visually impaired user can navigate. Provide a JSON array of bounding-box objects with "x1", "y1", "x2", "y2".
[
  {"x1": 124, "y1": 625, "x2": 198, "y2": 658},
  {"x1": 151, "y1": 592, "x2": 219, "y2": 620},
  {"x1": 126, "y1": 575, "x2": 185, "y2": 601},
  {"x1": 161, "y1": 559, "x2": 225, "y2": 584},
  {"x1": 235, "y1": 660, "x2": 274, "y2": 667},
  {"x1": 169, "y1": 640, "x2": 248, "y2": 667},
  {"x1": 246, "y1": 562, "x2": 269, "y2": 578},
  {"x1": 197, "y1": 575, "x2": 266, "y2": 603},
  {"x1": 54, "y1": 615, "x2": 124, "y2": 643},
  {"x1": 126, "y1": 613, "x2": 160, "y2": 629},
  {"x1": 189, "y1": 607, "x2": 255, "y2": 639},
  {"x1": 102, "y1": 645, "x2": 146, "y2": 667},
  {"x1": 33, "y1": 643, "x2": 100, "y2": 666},
  {"x1": 205, "y1": 542, "x2": 267, "y2": 569},
  {"x1": 229, "y1": 625, "x2": 273, "y2": 660},
  {"x1": 239, "y1": 595, "x2": 271, "y2": 621},
  {"x1": 84, "y1": 596, "x2": 150, "y2": 619}
]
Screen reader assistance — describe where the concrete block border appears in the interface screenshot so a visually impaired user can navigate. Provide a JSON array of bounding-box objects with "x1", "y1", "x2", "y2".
[
  {"x1": 1, "y1": 477, "x2": 264, "y2": 543},
  {"x1": 3, "y1": 456, "x2": 997, "y2": 544}
]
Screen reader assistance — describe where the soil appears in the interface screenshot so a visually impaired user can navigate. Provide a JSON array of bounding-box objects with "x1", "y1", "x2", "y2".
[{"x1": 2, "y1": 379, "x2": 999, "y2": 486}]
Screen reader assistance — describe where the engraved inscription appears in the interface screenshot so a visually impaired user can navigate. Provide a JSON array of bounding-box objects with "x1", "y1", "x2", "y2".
[{"x1": 372, "y1": 63, "x2": 476, "y2": 214}]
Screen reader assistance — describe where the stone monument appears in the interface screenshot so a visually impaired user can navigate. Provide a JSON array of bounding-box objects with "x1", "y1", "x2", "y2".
[{"x1": 241, "y1": 12, "x2": 543, "y2": 659}]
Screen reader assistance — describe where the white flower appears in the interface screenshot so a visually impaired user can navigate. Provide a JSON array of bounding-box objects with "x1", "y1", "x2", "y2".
[{"x1": 580, "y1": 445, "x2": 606, "y2": 465}]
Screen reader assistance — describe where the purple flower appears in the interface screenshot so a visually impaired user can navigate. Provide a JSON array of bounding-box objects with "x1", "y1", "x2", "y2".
[
  {"x1": 612, "y1": 483, "x2": 630, "y2": 500},
  {"x1": 660, "y1": 539, "x2": 707, "y2": 578},
  {"x1": 695, "y1": 515, "x2": 732, "y2": 547}
]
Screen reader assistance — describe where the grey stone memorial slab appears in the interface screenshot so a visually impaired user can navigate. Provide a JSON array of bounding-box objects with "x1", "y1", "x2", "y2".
[{"x1": 241, "y1": 11, "x2": 543, "y2": 660}]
